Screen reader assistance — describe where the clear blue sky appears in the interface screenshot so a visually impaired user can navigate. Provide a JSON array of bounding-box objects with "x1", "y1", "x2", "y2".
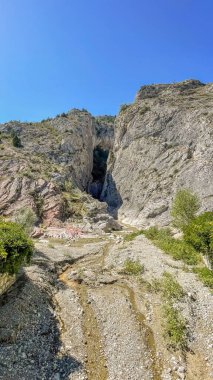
[{"x1": 0, "y1": 0, "x2": 212, "y2": 122}]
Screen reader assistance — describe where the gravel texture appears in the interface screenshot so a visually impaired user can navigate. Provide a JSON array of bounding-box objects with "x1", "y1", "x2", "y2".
[{"x1": 0, "y1": 232, "x2": 212, "y2": 380}]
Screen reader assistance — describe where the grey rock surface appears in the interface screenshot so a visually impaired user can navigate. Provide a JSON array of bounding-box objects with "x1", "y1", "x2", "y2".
[
  {"x1": 102, "y1": 80, "x2": 213, "y2": 226},
  {"x1": 0, "y1": 111, "x2": 114, "y2": 225}
]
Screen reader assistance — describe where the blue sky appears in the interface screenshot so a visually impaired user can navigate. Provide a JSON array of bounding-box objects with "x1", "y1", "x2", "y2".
[{"x1": 0, "y1": 0, "x2": 212, "y2": 122}]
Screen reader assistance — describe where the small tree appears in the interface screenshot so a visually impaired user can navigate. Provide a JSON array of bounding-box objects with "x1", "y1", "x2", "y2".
[
  {"x1": 120, "y1": 104, "x2": 130, "y2": 112},
  {"x1": 13, "y1": 207, "x2": 37, "y2": 234},
  {"x1": 11, "y1": 130, "x2": 22, "y2": 147},
  {"x1": 171, "y1": 189, "x2": 200, "y2": 230}
]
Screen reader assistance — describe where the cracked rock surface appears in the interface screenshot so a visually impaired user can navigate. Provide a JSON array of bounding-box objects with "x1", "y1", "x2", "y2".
[{"x1": 102, "y1": 80, "x2": 213, "y2": 226}]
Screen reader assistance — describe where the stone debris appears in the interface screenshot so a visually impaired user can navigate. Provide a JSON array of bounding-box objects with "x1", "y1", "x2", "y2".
[{"x1": 0, "y1": 231, "x2": 212, "y2": 379}]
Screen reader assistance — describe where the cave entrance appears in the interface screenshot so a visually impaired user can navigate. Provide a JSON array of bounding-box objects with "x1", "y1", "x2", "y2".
[{"x1": 88, "y1": 146, "x2": 109, "y2": 200}]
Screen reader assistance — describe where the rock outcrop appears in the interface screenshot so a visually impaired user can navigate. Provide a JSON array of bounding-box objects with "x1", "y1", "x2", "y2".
[
  {"x1": 1, "y1": 80, "x2": 212, "y2": 228},
  {"x1": 0, "y1": 110, "x2": 114, "y2": 225},
  {"x1": 102, "y1": 80, "x2": 213, "y2": 226}
]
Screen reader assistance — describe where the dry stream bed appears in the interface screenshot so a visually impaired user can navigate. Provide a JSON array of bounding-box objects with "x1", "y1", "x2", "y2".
[{"x1": 0, "y1": 230, "x2": 212, "y2": 380}]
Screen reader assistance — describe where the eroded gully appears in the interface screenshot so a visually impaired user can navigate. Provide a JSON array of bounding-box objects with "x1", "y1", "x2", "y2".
[{"x1": 58, "y1": 236, "x2": 162, "y2": 380}]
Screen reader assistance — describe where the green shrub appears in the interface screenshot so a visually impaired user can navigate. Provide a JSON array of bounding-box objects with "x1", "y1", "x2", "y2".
[
  {"x1": 30, "y1": 191, "x2": 44, "y2": 219},
  {"x1": 156, "y1": 239, "x2": 200, "y2": 265},
  {"x1": 11, "y1": 130, "x2": 22, "y2": 148},
  {"x1": 144, "y1": 226, "x2": 172, "y2": 240},
  {"x1": 120, "y1": 104, "x2": 130, "y2": 113},
  {"x1": 171, "y1": 189, "x2": 200, "y2": 230},
  {"x1": 154, "y1": 272, "x2": 186, "y2": 350},
  {"x1": 123, "y1": 258, "x2": 144, "y2": 275},
  {"x1": 124, "y1": 230, "x2": 144, "y2": 242},
  {"x1": 0, "y1": 221, "x2": 34, "y2": 274},
  {"x1": 183, "y1": 212, "x2": 213, "y2": 267},
  {"x1": 193, "y1": 267, "x2": 213, "y2": 289},
  {"x1": 13, "y1": 207, "x2": 37, "y2": 234},
  {"x1": 160, "y1": 272, "x2": 184, "y2": 301},
  {"x1": 144, "y1": 227, "x2": 200, "y2": 265},
  {"x1": 163, "y1": 304, "x2": 187, "y2": 350}
]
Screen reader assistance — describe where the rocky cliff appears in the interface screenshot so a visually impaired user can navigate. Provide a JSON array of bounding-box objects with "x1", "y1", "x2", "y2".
[
  {"x1": 102, "y1": 80, "x2": 213, "y2": 226},
  {"x1": 0, "y1": 80, "x2": 212, "y2": 228},
  {"x1": 0, "y1": 110, "x2": 114, "y2": 225}
]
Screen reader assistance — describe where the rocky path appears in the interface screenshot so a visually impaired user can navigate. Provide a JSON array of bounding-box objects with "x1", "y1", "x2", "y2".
[{"x1": 0, "y1": 231, "x2": 212, "y2": 380}]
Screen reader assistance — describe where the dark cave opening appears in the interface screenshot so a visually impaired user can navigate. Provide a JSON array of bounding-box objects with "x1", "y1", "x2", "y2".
[{"x1": 88, "y1": 146, "x2": 109, "y2": 200}]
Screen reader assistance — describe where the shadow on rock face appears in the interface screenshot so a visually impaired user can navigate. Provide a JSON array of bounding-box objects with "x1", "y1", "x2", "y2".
[
  {"x1": 0, "y1": 267, "x2": 83, "y2": 380},
  {"x1": 100, "y1": 173, "x2": 123, "y2": 219}
]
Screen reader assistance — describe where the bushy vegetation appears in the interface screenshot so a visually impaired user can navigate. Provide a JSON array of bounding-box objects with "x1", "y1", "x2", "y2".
[
  {"x1": 123, "y1": 258, "x2": 144, "y2": 275},
  {"x1": 11, "y1": 130, "x2": 22, "y2": 148},
  {"x1": 124, "y1": 230, "x2": 144, "y2": 242},
  {"x1": 0, "y1": 221, "x2": 34, "y2": 274},
  {"x1": 143, "y1": 190, "x2": 212, "y2": 289},
  {"x1": 153, "y1": 272, "x2": 187, "y2": 350},
  {"x1": 123, "y1": 189, "x2": 212, "y2": 289},
  {"x1": 143, "y1": 227, "x2": 200, "y2": 265},
  {"x1": 41, "y1": 117, "x2": 52, "y2": 123},
  {"x1": 144, "y1": 226, "x2": 171, "y2": 240},
  {"x1": 160, "y1": 272, "x2": 185, "y2": 301},
  {"x1": 145, "y1": 223, "x2": 213, "y2": 287},
  {"x1": 120, "y1": 104, "x2": 130, "y2": 113},
  {"x1": 30, "y1": 190, "x2": 44, "y2": 220},
  {"x1": 171, "y1": 189, "x2": 200, "y2": 229},
  {"x1": 193, "y1": 267, "x2": 213, "y2": 289},
  {"x1": 183, "y1": 212, "x2": 213, "y2": 267},
  {"x1": 163, "y1": 304, "x2": 187, "y2": 350},
  {"x1": 56, "y1": 112, "x2": 68, "y2": 118}
]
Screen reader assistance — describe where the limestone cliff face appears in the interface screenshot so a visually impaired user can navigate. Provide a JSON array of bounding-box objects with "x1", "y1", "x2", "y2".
[
  {"x1": 0, "y1": 110, "x2": 114, "y2": 225},
  {"x1": 95, "y1": 115, "x2": 115, "y2": 150},
  {"x1": 1, "y1": 80, "x2": 212, "y2": 228},
  {"x1": 102, "y1": 80, "x2": 213, "y2": 227}
]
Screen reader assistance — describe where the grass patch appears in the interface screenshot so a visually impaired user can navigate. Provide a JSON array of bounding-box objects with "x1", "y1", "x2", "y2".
[
  {"x1": 144, "y1": 226, "x2": 171, "y2": 240},
  {"x1": 150, "y1": 272, "x2": 184, "y2": 300},
  {"x1": 193, "y1": 267, "x2": 213, "y2": 289},
  {"x1": 124, "y1": 230, "x2": 144, "y2": 242},
  {"x1": 48, "y1": 241, "x2": 55, "y2": 249},
  {"x1": 156, "y1": 239, "x2": 200, "y2": 265},
  {"x1": 48, "y1": 238, "x2": 67, "y2": 245},
  {"x1": 163, "y1": 304, "x2": 187, "y2": 350},
  {"x1": 160, "y1": 272, "x2": 185, "y2": 301},
  {"x1": 144, "y1": 227, "x2": 200, "y2": 265},
  {"x1": 151, "y1": 272, "x2": 186, "y2": 350},
  {"x1": 123, "y1": 258, "x2": 144, "y2": 275}
]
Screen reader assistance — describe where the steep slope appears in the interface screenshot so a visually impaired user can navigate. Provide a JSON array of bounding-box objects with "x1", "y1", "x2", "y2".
[
  {"x1": 102, "y1": 80, "x2": 213, "y2": 226},
  {"x1": 0, "y1": 111, "x2": 114, "y2": 225}
]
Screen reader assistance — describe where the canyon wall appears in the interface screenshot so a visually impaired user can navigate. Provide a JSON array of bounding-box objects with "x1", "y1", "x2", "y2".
[
  {"x1": 0, "y1": 111, "x2": 114, "y2": 225},
  {"x1": 0, "y1": 80, "x2": 212, "y2": 228},
  {"x1": 102, "y1": 80, "x2": 213, "y2": 227}
]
